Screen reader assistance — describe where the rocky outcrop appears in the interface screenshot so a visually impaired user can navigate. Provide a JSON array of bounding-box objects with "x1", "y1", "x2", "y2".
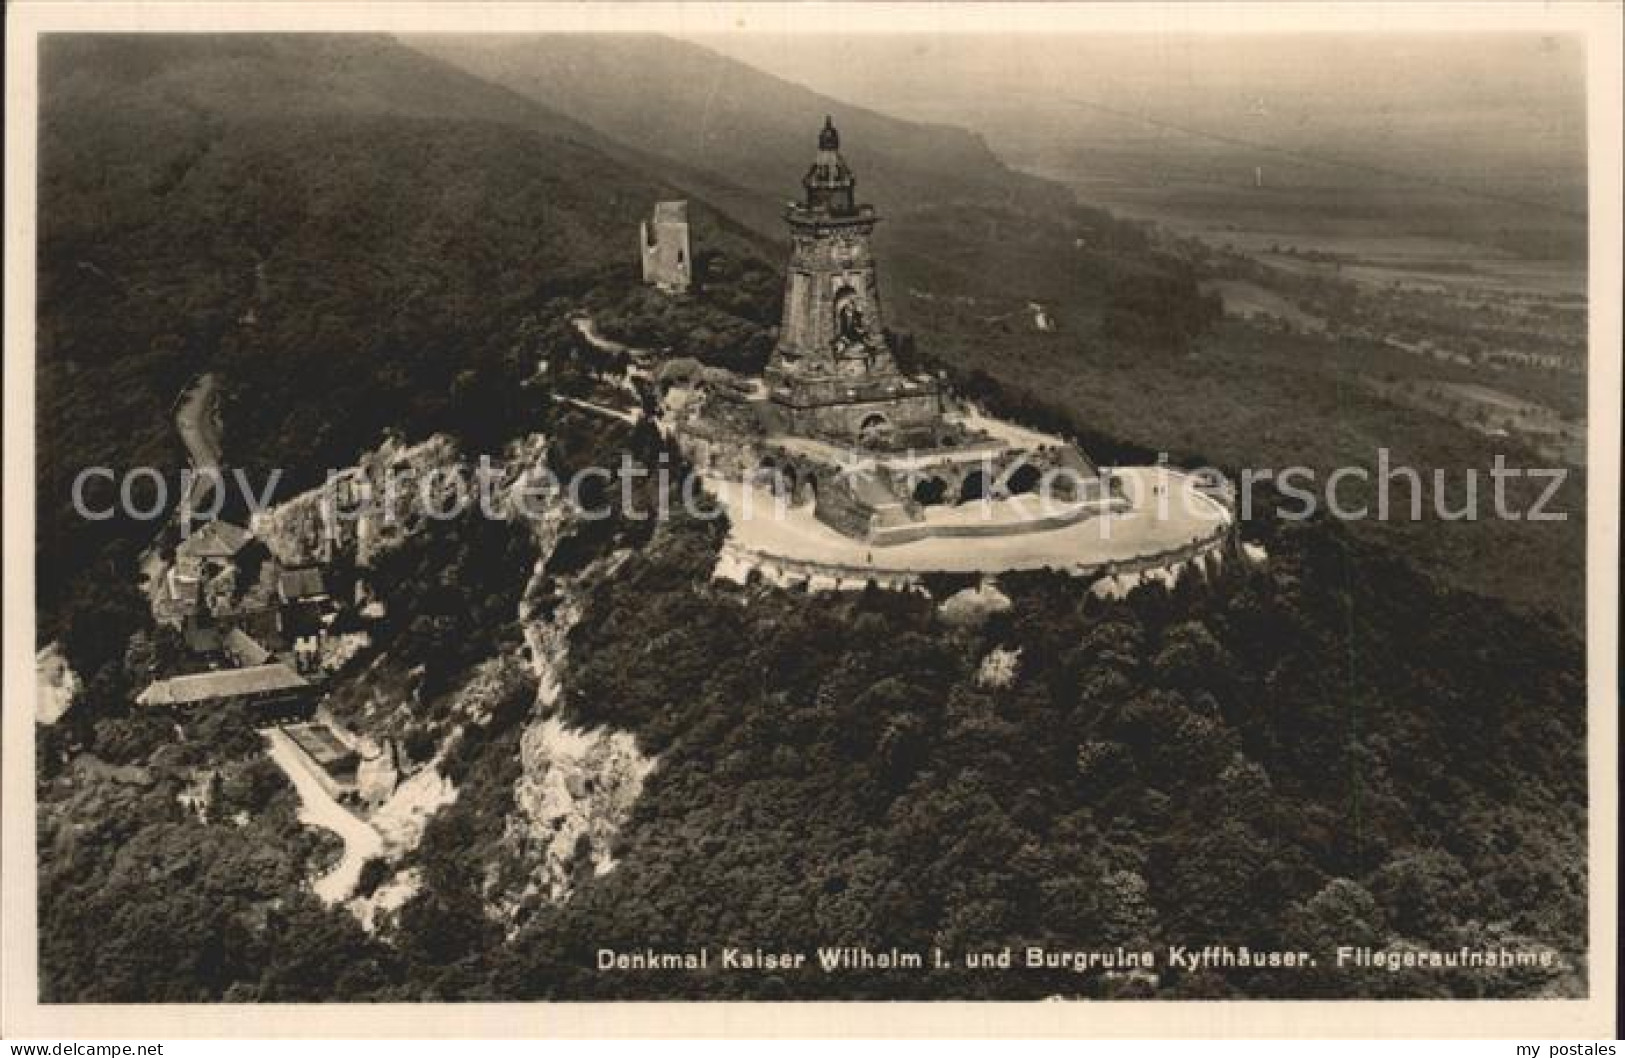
[
  {"x1": 937, "y1": 581, "x2": 1012, "y2": 628},
  {"x1": 278, "y1": 427, "x2": 656, "y2": 923},
  {"x1": 370, "y1": 763, "x2": 457, "y2": 854},
  {"x1": 473, "y1": 435, "x2": 656, "y2": 918},
  {"x1": 497, "y1": 544, "x2": 652, "y2": 918},
  {"x1": 505, "y1": 716, "x2": 655, "y2": 908},
  {"x1": 36, "y1": 643, "x2": 80, "y2": 725},
  {"x1": 250, "y1": 433, "x2": 462, "y2": 567},
  {"x1": 976, "y1": 646, "x2": 1022, "y2": 689},
  {"x1": 347, "y1": 866, "x2": 422, "y2": 935}
]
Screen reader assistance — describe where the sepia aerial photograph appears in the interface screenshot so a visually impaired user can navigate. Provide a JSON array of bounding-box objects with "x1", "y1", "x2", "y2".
[{"x1": 3, "y1": 1, "x2": 1618, "y2": 1040}]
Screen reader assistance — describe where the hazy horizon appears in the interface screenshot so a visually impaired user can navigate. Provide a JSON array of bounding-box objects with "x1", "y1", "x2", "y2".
[{"x1": 685, "y1": 32, "x2": 1587, "y2": 234}]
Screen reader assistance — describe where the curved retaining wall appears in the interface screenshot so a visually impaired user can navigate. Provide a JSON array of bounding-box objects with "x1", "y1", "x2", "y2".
[
  {"x1": 714, "y1": 543, "x2": 925, "y2": 593},
  {"x1": 714, "y1": 521, "x2": 1235, "y2": 597}
]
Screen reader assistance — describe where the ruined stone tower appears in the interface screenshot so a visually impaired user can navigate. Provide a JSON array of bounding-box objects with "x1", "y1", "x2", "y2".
[
  {"x1": 640, "y1": 200, "x2": 692, "y2": 294},
  {"x1": 766, "y1": 118, "x2": 944, "y2": 448}
]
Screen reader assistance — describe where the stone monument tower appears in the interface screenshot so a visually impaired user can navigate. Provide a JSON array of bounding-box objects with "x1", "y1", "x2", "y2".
[
  {"x1": 766, "y1": 118, "x2": 944, "y2": 448},
  {"x1": 669, "y1": 116, "x2": 1114, "y2": 543}
]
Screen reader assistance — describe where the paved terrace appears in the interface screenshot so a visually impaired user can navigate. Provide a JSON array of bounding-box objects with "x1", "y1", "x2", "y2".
[{"x1": 708, "y1": 466, "x2": 1232, "y2": 576}]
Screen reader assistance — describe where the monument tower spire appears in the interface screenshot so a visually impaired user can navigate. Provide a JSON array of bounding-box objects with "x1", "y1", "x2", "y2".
[
  {"x1": 804, "y1": 115, "x2": 857, "y2": 215},
  {"x1": 765, "y1": 118, "x2": 945, "y2": 448}
]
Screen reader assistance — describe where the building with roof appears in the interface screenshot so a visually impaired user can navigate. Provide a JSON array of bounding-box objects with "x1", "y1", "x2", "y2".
[
  {"x1": 223, "y1": 626, "x2": 272, "y2": 668},
  {"x1": 282, "y1": 722, "x2": 361, "y2": 794},
  {"x1": 135, "y1": 662, "x2": 311, "y2": 716},
  {"x1": 277, "y1": 566, "x2": 329, "y2": 606},
  {"x1": 166, "y1": 520, "x2": 254, "y2": 621},
  {"x1": 175, "y1": 520, "x2": 251, "y2": 570}
]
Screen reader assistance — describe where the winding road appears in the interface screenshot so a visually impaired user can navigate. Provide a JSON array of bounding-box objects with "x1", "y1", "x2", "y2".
[
  {"x1": 570, "y1": 314, "x2": 630, "y2": 356},
  {"x1": 264, "y1": 727, "x2": 384, "y2": 905},
  {"x1": 555, "y1": 394, "x2": 641, "y2": 426},
  {"x1": 557, "y1": 316, "x2": 648, "y2": 425},
  {"x1": 173, "y1": 372, "x2": 224, "y2": 513}
]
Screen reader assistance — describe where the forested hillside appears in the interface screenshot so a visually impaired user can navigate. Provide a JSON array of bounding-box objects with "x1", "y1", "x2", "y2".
[
  {"x1": 406, "y1": 33, "x2": 1070, "y2": 233},
  {"x1": 38, "y1": 439, "x2": 1588, "y2": 1001},
  {"x1": 35, "y1": 33, "x2": 767, "y2": 673},
  {"x1": 37, "y1": 32, "x2": 1210, "y2": 682},
  {"x1": 468, "y1": 505, "x2": 1588, "y2": 1000},
  {"x1": 405, "y1": 34, "x2": 1200, "y2": 326}
]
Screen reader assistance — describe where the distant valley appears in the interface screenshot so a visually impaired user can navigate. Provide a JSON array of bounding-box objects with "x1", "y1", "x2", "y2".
[{"x1": 694, "y1": 31, "x2": 1589, "y2": 621}]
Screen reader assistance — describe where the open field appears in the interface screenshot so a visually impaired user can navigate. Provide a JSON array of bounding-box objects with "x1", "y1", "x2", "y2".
[
  {"x1": 1364, "y1": 377, "x2": 1586, "y2": 467},
  {"x1": 1247, "y1": 243, "x2": 1584, "y2": 299},
  {"x1": 1199, "y1": 278, "x2": 1325, "y2": 331},
  {"x1": 1025, "y1": 161, "x2": 1586, "y2": 302}
]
